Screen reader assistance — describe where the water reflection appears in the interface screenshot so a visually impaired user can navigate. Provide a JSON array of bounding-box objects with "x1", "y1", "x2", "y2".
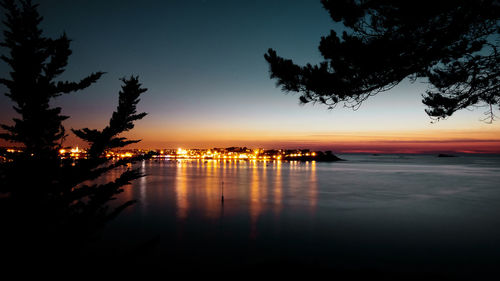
[
  {"x1": 249, "y1": 160, "x2": 262, "y2": 239},
  {"x1": 309, "y1": 161, "x2": 318, "y2": 213},
  {"x1": 274, "y1": 160, "x2": 282, "y2": 216},
  {"x1": 203, "y1": 160, "x2": 220, "y2": 219},
  {"x1": 139, "y1": 160, "x2": 147, "y2": 213},
  {"x1": 175, "y1": 161, "x2": 189, "y2": 220},
  {"x1": 103, "y1": 156, "x2": 500, "y2": 277},
  {"x1": 155, "y1": 159, "x2": 323, "y2": 224}
]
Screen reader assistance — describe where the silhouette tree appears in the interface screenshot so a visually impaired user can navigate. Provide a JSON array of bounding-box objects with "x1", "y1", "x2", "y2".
[
  {"x1": 55, "y1": 76, "x2": 148, "y2": 238},
  {"x1": 72, "y1": 77, "x2": 148, "y2": 158},
  {"x1": 0, "y1": 0, "x2": 103, "y2": 157},
  {"x1": 0, "y1": 0, "x2": 148, "y2": 264},
  {"x1": 265, "y1": 0, "x2": 500, "y2": 122}
]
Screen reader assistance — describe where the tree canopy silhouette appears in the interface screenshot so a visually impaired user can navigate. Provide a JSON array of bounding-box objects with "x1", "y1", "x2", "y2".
[
  {"x1": 0, "y1": 0, "x2": 103, "y2": 157},
  {"x1": 72, "y1": 76, "x2": 148, "y2": 158},
  {"x1": 265, "y1": 0, "x2": 500, "y2": 122},
  {"x1": 0, "y1": 0, "x2": 149, "y2": 264}
]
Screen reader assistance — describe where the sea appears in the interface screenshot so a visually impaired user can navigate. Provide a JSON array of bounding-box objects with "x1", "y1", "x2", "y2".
[{"x1": 92, "y1": 154, "x2": 500, "y2": 277}]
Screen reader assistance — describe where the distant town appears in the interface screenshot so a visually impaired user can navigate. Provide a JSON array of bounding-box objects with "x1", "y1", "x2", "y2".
[{"x1": 1, "y1": 146, "x2": 342, "y2": 162}]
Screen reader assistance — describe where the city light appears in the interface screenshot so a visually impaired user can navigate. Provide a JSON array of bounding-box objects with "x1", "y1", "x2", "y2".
[{"x1": 0, "y1": 146, "x2": 323, "y2": 162}]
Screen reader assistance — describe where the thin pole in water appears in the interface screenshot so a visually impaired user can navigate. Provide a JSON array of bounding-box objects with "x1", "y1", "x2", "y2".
[{"x1": 221, "y1": 181, "x2": 224, "y2": 203}]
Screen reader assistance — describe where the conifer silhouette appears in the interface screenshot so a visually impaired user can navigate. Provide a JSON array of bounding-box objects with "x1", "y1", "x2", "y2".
[{"x1": 0, "y1": 0, "x2": 149, "y2": 264}]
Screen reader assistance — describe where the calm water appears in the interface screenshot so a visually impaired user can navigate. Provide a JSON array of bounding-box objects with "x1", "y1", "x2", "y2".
[{"x1": 95, "y1": 154, "x2": 500, "y2": 276}]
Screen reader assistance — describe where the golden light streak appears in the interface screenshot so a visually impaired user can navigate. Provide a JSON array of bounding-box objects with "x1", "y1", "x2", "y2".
[
  {"x1": 274, "y1": 160, "x2": 282, "y2": 216},
  {"x1": 176, "y1": 161, "x2": 189, "y2": 220},
  {"x1": 309, "y1": 161, "x2": 317, "y2": 213},
  {"x1": 249, "y1": 160, "x2": 261, "y2": 239}
]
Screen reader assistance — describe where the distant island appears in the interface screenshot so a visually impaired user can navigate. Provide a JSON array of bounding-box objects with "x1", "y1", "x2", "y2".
[{"x1": 438, "y1": 153, "x2": 458, "y2": 158}]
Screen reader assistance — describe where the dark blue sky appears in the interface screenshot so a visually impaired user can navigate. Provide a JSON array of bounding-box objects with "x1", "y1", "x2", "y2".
[{"x1": 1, "y1": 0, "x2": 498, "y2": 151}]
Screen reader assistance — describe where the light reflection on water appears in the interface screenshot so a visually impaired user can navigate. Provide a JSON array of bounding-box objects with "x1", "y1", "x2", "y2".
[
  {"x1": 134, "y1": 159, "x2": 324, "y2": 223},
  {"x1": 99, "y1": 155, "x2": 500, "y2": 274},
  {"x1": 105, "y1": 155, "x2": 500, "y2": 223},
  {"x1": 175, "y1": 161, "x2": 188, "y2": 220}
]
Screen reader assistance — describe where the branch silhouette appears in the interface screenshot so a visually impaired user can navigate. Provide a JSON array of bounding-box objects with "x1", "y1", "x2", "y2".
[
  {"x1": 265, "y1": 0, "x2": 500, "y2": 121},
  {"x1": 73, "y1": 76, "x2": 148, "y2": 158}
]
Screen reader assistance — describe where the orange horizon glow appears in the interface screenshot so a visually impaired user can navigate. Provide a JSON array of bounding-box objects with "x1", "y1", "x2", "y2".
[
  {"x1": 127, "y1": 127, "x2": 500, "y2": 153},
  {"x1": 0, "y1": 127, "x2": 489, "y2": 154},
  {"x1": 2, "y1": 126, "x2": 500, "y2": 154}
]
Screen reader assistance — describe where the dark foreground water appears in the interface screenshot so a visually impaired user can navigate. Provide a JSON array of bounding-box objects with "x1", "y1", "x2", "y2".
[{"x1": 93, "y1": 154, "x2": 500, "y2": 277}]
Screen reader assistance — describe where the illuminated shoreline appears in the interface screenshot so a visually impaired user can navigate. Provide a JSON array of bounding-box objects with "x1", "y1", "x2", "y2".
[
  {"x1": 1, "y1": 146, "x2": 339, "y2": 162},
  {"x1": 4, "y1": 145, "x2": 499, "y2": 163}
]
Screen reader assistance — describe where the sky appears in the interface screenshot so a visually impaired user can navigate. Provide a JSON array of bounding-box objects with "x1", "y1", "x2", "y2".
[{"x1": 1, "y1": 0, "x2": 499, "y2": 153}]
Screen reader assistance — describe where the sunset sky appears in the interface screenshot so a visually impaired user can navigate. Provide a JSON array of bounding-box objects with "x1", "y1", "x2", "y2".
[{"x1": 1, "y1": 0, "x2": 499, "y2": 153}]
